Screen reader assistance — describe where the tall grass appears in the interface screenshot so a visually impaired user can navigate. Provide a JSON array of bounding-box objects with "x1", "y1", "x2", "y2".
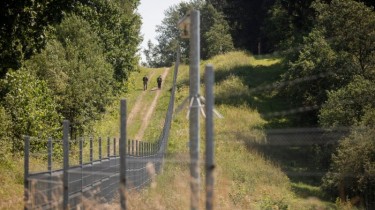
[
  {"x1": 121, "y1": 51, "x2": 338, "y2": 209},
  {"x1": 2, "y1": 52, "x2": 345, "y2": 209}
]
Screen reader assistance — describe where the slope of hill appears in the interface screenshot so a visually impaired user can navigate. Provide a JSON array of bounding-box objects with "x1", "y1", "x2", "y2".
[{"x1": 124, "y1": 51, "x2": 339, "y2": 209}]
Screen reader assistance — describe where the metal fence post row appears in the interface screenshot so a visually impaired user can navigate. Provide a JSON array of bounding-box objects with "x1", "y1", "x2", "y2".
[
  {"x1": 205, "y1": 65, "x2": 215, "y2": 210},
  {"x1": 120, "y1": 99, "x2": 127, "y2": 210},
  {"x1": 63, "y1": 120, "x2": 70, "y2": 210}
]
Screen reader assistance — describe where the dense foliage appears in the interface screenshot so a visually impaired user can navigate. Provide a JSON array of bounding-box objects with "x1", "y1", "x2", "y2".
[
  {"x1": 0, "y1": 69, "x2": 61, "y2": 151},
  {"x1": 0, "y1": 0, "x2": 75, "y2": 78},
  {"x1": 0, "y1": 0, "x2": 141, "y2": 151},
  {"x1": 143, "y1": 1, "x2": 234, "y2": 67},
  {"x1": 322, "y1": 127, "x2": 375, "y2": 205},
  {"x1": 277, "y1": 0, "x2": 375, "y2": 205}
]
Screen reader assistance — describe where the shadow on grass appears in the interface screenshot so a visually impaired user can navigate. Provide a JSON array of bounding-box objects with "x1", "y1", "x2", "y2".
[
  {"x1": 291, "y1": 182, "x2": 328, "y2": 200},
  {"x1": 212, "y1": 59, "x2": 339, "y2": 202}
]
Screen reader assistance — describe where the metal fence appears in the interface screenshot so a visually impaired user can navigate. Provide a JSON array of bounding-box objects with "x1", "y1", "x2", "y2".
[{"x1": 24, "y1": 54, "x2": 180, "y2": 209}]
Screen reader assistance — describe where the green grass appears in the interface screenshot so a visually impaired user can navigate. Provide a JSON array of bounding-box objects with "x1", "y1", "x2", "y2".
[
  {"x1": 1, "y1": 51, "x2": 352, "y2": 209},
  {"x1": 125, "y1": 51, "x2": 341, "y2": 209}
]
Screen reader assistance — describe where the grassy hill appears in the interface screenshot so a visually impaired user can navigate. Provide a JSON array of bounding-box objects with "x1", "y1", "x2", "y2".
[
  {"x1": 125, "y1": 51, "x2": 341, "y2": 209},
  {"x1": 1, "y1": 51, "x2": 348, "y2": 209}
]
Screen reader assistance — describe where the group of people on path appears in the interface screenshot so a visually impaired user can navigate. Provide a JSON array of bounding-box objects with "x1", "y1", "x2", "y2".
[{"x1": 142, "y1": 75, "x2": 162, "y2": 91}]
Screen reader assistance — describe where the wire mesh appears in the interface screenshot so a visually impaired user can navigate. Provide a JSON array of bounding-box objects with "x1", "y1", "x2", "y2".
[{"x1": 24, "y1": 55, "x2": 179, "y2": 209}]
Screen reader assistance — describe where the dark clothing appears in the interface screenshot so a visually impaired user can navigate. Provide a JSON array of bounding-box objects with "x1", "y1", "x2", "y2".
[
  {"x1": 142, "y1": 76, "x2": 148, "y2": 90},
  {"x1": 157, "y1": 77, "x2": 162, "y2": 89}
]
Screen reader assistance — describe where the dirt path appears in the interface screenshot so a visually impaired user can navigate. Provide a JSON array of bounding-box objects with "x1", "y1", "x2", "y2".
[
  {"x1": 126, "y1": 71, "x2": 156, "y2": 125},
  {"x1": 129, "y1": 68, "x2": 170, "y2": 140}
]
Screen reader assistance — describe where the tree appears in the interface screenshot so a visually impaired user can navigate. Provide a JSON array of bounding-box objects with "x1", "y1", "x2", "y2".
[
  {"x1": 280, "y1": 29, "x2": 339, "y2": 124},
  {"x1": 201, "y1": 3, "x2": 234, "y2": 59},
  {"x1": 319, "y1": 76, "x2": 375, "y2": 128},
  {"x1": 0, "y1": 0, "x2": 74, "y2": 78},
  {"x1": 73, "y1": 0, "x2": 142, "y2": 90},
  {"x1": 281, "y1": 0, "x2": 375, "y2": 125},
  {"x1": 144, "y1": 1, "x2": 234, "y2": 67},
  {"x1": 26, "y1": 15, "x2": 114, "y2": 137},
  {"x1": 322, "y1": 127, "x2": 375, "y2": 207},
  {"x1": 210, "y1": 0, "x2": 276, "y2": 53},
  {"x1": 0, "y1": 69, "x2": 61, "y2": 152},
  {"x1": 313, "y1": 0, "x2": 375, "y2": 78}
]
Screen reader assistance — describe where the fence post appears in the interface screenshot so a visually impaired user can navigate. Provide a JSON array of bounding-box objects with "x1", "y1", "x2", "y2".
[
  {"x1": 24, "y1": 136, "x2": 30, "y2": 210},
  {"x1": 90, "y1": 137, "x2": 93, "y2": 163},
  {"x1": 107, "y1": 137, "x2": 110, "y2": 158},
  {"x1": 113, "y1": 138, "x2": 116, "y2": 156},
  {"x1": 79, "y1": 137, "x2": 83, "y2": 200},
  {"x1": 99, "y1": 137, "x2": 102, "y2": 161},
  {"x1": 205, "y1": 65, "x2": 215, "y2": 210},
  {"x1": 189, "y1": 10, "x2": 200, "y2": 210},
  {"x1": 132, "y1": 140, "x2": 134, "y2": 156},
  {"x1": 47, "y1": 137, "x2": 53, "y2": 204},
  {"x1": 63, "y1": 120, "x2": 70, "y2": 210},
  {"x1": 120, "y1": 99, "x2": 127, "y2": 210},
  {"x1": 136, "y1": 140, "x2": 139, "y2": 156}
]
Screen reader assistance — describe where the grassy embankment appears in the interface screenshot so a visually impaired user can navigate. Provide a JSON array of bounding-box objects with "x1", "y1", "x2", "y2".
[
  {"x1": 0, "y1": 66, "x2": 170, "y2": 210},
  {"x1": 1, "y1": 51, "x2": 347, "y2": 209},
  {"x1": 121, "y1": 51, "x2": 342, "y2": 209}
]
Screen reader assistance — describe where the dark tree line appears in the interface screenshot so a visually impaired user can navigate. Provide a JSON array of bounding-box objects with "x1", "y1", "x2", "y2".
[{"x1": 208, "y1": 0, "x2": 374, "y2": 53}]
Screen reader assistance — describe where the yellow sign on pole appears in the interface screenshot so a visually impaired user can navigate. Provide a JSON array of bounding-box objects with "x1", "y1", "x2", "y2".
[{"x1": 177, "y1": 11, "x2": 191, "y2": 39}]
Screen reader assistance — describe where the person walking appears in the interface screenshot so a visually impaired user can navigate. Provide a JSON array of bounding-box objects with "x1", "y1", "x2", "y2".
[
  {"x1": 157, "y1": 75, "x2": 162, "y2": 89},
  {"x1": 142, "y1": 75, "x2": 148, "y2": 90}
]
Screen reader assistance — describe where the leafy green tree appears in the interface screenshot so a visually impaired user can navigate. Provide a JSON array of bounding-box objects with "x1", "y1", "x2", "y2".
[
  {"x1": 322, "y1": 127, "x2": 375, "y2": 206},
  {"x1": 0, "y1": 69, "x2": 61, "y2": 152},
  {"x1": 280, "y1": 29, "x2": 339, "y2": 124},
  {"x1": 144, "y1": 1, "x2": 234, "y2": 67},
  {"x1": 209, "y1": 0, "x2": 276, "y2": 53},
  {"x1": 26, "y1": 15, "x2": 114, "y2": 137},
  {"x1": 319, "y1": 76, "x2": 375, "y2": 127},
  {"x1": 73, "y1": 0, "x2": 142, "y2": 90},
  {"x1": 313, "y1": 0, "x2": 375, "y2": 79},
  {"x1": 201, "y1": 3, "x2": 234, "y2": 58},
  {"x1": 150, "y1": 1, "x2": 196, "y2": 67},
  {"x1": 281, "y1": 0, "x2": 375, "y2": 125},
  {"x1": 0, "y1": 0, "x2": 74, "y2": 78},
  {"x1": 143, "y1": 40, "x2": 160, "y2": 67}
]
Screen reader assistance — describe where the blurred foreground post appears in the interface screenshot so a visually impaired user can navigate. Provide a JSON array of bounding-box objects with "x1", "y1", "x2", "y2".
[
  {"x1": 120, "y1": 99, "x2": 127, "y2": 210},
  {"x1": 205, "y1": 65, "x2": 215, "y2": 210},
  {"x1": 189, "y1": 10, "x2": 200, "y2": 210},
  {"x1": 63, "y1": 120, "x2": 70, "y2": 210},
  {"x1": 24, "y1": 136, "x2": 30, "y2": 210}
]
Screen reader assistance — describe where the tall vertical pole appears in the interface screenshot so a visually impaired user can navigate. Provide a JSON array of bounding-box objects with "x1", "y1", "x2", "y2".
[
  {"x1": 47, "y1": 137, "x2": 53, "y2": 204},
  {"x1": 63, "y1": 120, "x2": 70, "y2": 210},
  {"x1": 189, "y1": 10, "x2": 200, "y2": 210},
  {"x1": 24, "y1": 136, "x2": 30, "y2": 210},
  {"x1": 120, "y1": 99, "x2": 127, "y2": 210},
  {"x1": 205, "y1": 65, "x2": 215, "y2": 210}
]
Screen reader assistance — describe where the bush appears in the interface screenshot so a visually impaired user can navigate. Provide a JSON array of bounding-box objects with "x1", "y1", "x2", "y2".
[
  {"x1": 0, "y1": 106, "x2": 12, "y2": 160},
  {"x1": 322, "y1": 127, "x2": 375, "y2": 207},
  {"x1": 0, "y1": 69, "x2": 61, "y2": 152}
]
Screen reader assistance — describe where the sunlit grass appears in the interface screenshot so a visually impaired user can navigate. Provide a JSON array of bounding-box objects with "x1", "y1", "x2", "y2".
[
  {"x1": 2, "y1": 51, "x2": 349, "y2": 209},
  {"x1": 119, "y1": 51, "x2": 338, "y2": 209}
]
